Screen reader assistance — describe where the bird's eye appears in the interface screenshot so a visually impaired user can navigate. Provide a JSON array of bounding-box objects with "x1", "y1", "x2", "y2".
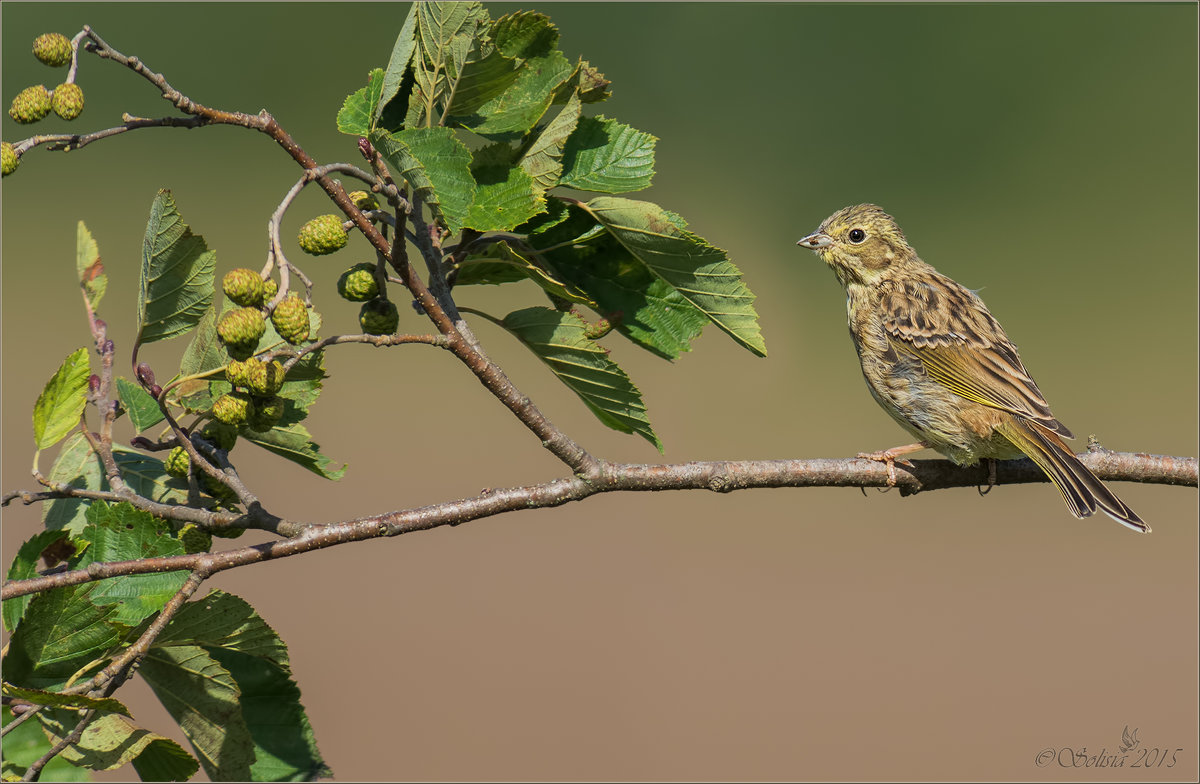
[{"x1": 848, "y1": 229, "x2": 866, "y2": 244}]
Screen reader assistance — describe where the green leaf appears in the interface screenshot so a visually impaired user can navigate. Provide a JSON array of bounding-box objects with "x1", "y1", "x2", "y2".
[
  {"x1": 4, "y1": 583, "x2": 122, "y2": 690},
  {"x1": 1, "y1": 706, "x2": 91, "y2": 782},
  {"x1": 175, "y1": 304, "x2": 225, "y2": 410},
  {"x1": 139, "y1": 645, "x2": 256, "y2": 781},
  {"x1": 491, "y1": 10, "x2": 560, "y2": 59},
  {"x1": 36, "y1": 709, "x2": 199, "y2": 779},
  {"x1": 378, "y1": 6, "x2": 419, "y2": 122},
  {"x1": 456, "y1": 239, "x2": 595, "y2": 307},
  {"x1": 2, "y1": 684, "x2": 130, "y2": 716},
  {"x1": 582, "y1": 197, "x2": 767, "y2": 356},
  {"x1": 336, "y1": 68, "x2": 384, "y2": 136},
  {"x1": 466, "y1": 143, "x2": 545, "y2": 232},
  {"x1": 500, "y1": 307, "x2": 661, "y2": 450},
  {"x1": 450, "y1": 49, "x2": 574, "y2": 139},
  {"x1": 76, "y1": 220, "x2": 107, "y2": 310},
  {"x1": 33, "y1": 347, "x2": 90, "y2": 451},
  {"x1": 135, "y1": 190, "x2": 217, "y2": 350},
  {"x1": 212, "y1": 648, "x2": 331, "y2": 782},
  {"x1": 157, "y1": 591, "x2": 289, "y2": 666},
  {"x1": 520, "y1": 91, "x2": 581, "y2": 192},
  {"x1": 71, "y1": 501, "x2": 188, "y2": 627},
  {"x1": 110, "y1": 445, "x2": 193, "y2": 507},
  {"x1": 560, "y1": 116, "x2": 657, "y2": 193},
  {"x1": 116, "y1": 376, "x2": 165, "y2": 432},
  {"x1": 3, "y1": 529, "x2": 74, "y2": 632},
  {"x1": 417, "y1": 1, "x2": 489, "y2": 74},
  {"x1": 241, "y1": 419, "x2": 346, "y2": 480},
  {"x1": 370, "y1": 127, "x2": 475, "y2": 234},
  {"x1": 532, "y1": 205, "x2": 708, "y2": 359},
  {"x1": 42, "y1": 432, "x2": 102, "y2": 534}
]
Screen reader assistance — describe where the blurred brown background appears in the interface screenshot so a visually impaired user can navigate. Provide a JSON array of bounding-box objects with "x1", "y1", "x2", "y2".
[{"x1": 3, "y1": 2, "x2": 1197, "y2": 781}]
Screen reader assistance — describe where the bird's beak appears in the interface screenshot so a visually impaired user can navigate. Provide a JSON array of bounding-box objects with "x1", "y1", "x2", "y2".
[{"x1": 797, "y1": 232, "x2": 833, "y2": 250}]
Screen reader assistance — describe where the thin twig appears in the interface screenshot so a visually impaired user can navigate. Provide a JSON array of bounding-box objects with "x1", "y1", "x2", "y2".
[{"x1": 5, "y1": 450, "x2": 1194, "y2": 601}]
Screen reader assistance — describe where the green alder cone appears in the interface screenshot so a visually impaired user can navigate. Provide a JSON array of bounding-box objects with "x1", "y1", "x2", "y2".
[
  {"x1": 9, "y1": 85, "x2": 51, "y2": 123},
  {"x1": 217, "y1": 307, "x2": 266, "y2": 360},
  {"x1": 222, "y1": 268, "x2": 266, "y2": 307},
  {"x1": 337, "y1": 263, "x2": 380, "y2": 302},
  {"x1": 225, "y1": 359, "x2": 251, "y2": 388},
  {"x1": 262, "y1": 276, "x2": 278, "y2": 303},
  {"x1": 50, "y1": 83, "x2": 84, "y2": 120},
  {"x1": 298, "y1": 214, "x2": 348, "y2": 255},
  {"x1": 1, "y1": 142, "x2": 18, "y2": 176},
  {"x1": 349, "y1": 190, "x2": 379, "y2": 211},
  {"x1": 199, "y1": 422, "x2": 238, "y2": 451},
  {"x1": 246, "y1": 395, "x2": 286, "y2": 431},
  {"x1": 246, "y1": 359, "x2": 286, "y2": 397},
  {"x1": 212, "y1": 392, "x2": 251, "y2": 426},
  {"x1": 271, "y1": 294, "x2": 310, "y2": 345},
  {"x1": 33, "y1": 33, "x2": 72, "y2": 67},
  {"x1": 164, "y1": 446, "x2": 191, "y2": 479},
  {"x1": 203, "y1": 475, "x2": 240, "y2": 510},
  {"x1": 359, "y1": 298, "x2": 399, "y2": 335}
]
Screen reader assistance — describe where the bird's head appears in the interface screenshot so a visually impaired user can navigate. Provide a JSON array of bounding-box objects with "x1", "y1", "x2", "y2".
[{"x1": 797, "y1": 204, "x2": 917, "y2": 286}]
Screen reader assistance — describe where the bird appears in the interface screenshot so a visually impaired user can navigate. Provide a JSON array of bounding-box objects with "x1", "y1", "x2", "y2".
[{"x1": 796, "y1": 203, "x2": 1147, "y2": 532}]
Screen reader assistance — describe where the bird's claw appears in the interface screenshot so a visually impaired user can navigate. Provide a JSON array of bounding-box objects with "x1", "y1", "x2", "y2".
[{"x1": 856, "y1": 449, "x2": 914, "y2": 487}]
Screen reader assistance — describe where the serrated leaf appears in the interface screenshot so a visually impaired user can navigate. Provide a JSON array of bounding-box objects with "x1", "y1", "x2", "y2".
[
  {"x1": 33, "y1": 347, "x2": 90, "y2": 450},
  {"x1": 450, "y1": 48, "x2": 574, "y2": 139},
  {"x1": 500, "y1": 307, "x2": 660, "y2": 450},
  {"x1": 4, "y1": 530, "x2": 74, "y2": 632},
  {"x1": 116, "y1": 376, "x2": 165, "y2": 432},
  {"x1": 560, "y1": 116, "x2": 657, "y2": 193},
  {"x1": 139, "y1": 645, "x2": 254, "y2": 781},
  {"x1": 176, "y1": 303, "x2": 224, "y2": 407},
  {"x1": 521, "y1": 91, "x2": 581, "y2": 192},
  {"x1": 157, "y1": 591, "x2": 289, "y2": 666},
  {"x1": 582, "y1": 197, "x2": 766, "y2": 356},
  {"x1": 4, "y1": 583, "x2": 122, "y2": 690},
  {"x1": 241, "y1": 420, "x2": 346, "y2": 480},
  {"x1": 135, "y1": 190, "x2": 216, "y2": 350},
  {"x1": 2, "y1": 684, "x2": 130, "y2": 716},
  {"x1": 110, "y1": 445, "x2": 193, "y2": 507},
  {"x1": 1, "y1": 706, "x2": 91, "y2": 782},
  {"x1": 212, "y1": 648, "x2": 331, "y2": 782},
  {"x1": 41, "y1": 432, "x2": 102, "y2": 534},
  {"x1": 336, "y1": 68, "x2": 384, "y2": 137},
  {"x1": 378, "y1": 6, "x2": 419, "y2": 123},
  {"x1": 456, "y1": 239, "x2": 595, "y2": 307},
  {"x1": 466, "y1": 143, "x2": 545, "y2": 231},
  {"x1": 533, "y1": 205, "x2": 708, "y2": 359},
  {"x1": 76, "y1": 220, "x2": 107, "y2": 310},
  {"x1": 370, "y1": 127, "x2": 475, "y2": 234},
  {"x1": 71, "y1": 501, "x2": 188, "y2": 627},
  {"x1": 36, "y1": 709, "x2": 200, "y2": 779},
  {"x1": 417, "y1": 1, "x2": 489, "y2": 74}
]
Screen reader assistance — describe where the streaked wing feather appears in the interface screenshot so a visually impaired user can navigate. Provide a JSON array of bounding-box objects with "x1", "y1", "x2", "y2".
[{"x1": 881, "y1": 271, "x2": 1071, "y2": 437}]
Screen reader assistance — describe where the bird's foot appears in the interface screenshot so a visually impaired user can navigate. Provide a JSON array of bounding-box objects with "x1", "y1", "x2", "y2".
[
  {"x1": 856, "y1": 442, "x2": 927, "y2": 487},
  {"x1": 976, "y1": 458, "x2": 998, "y2": 496}
]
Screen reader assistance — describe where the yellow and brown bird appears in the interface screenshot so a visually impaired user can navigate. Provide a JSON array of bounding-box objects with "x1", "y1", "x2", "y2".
[{"x1": 797, "y1": 204, "x2": 1147, "y2": 532}]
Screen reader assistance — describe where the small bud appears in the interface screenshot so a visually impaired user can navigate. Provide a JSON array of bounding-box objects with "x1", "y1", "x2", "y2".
[
  {"x1": 150, "y1": 384, "x2": 163, "y2": 398},
  {"x1": 101, "y1": 339, "x2": 114, "y2": 354},
  {"x1": 358, "y1": 137, "x2": 373, "y2": 159},
  {"x1": 129, "y1": 436, "x2": 154, "y2": 450},
  {"x1": 94, "y1": 318, "x2": 107, "y2": 334},
  {"x1": 88, "y1": 374, "x2": 101, "y2": 393},
  {"x1": 136, "y1": 362, "x2": 156, "y2": 387}
]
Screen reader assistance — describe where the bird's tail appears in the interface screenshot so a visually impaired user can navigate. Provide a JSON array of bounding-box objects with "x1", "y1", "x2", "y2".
[{"x1": 996, "y1": 417, "x2": 1149, "y2": 533}]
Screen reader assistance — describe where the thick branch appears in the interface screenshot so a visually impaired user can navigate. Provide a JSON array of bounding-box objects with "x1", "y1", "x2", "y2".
[{"x1": 4, "y1": 449, "x2": 1193, "y2": 601}]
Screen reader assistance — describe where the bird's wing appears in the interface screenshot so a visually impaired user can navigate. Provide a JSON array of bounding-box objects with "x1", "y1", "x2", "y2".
[{"x1": 880, "y1": 272, "x2": 1073, "y2": 438}]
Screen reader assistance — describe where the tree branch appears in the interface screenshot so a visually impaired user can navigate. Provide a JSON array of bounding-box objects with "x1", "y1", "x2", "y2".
[{"x1": 4, "y1": 449, "x2": 1193, "y2": 601}]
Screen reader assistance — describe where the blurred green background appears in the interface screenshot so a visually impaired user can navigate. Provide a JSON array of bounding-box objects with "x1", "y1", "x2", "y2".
[{"x1": 3, "y1": 3, "x2": 1196, "y2": 781}]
